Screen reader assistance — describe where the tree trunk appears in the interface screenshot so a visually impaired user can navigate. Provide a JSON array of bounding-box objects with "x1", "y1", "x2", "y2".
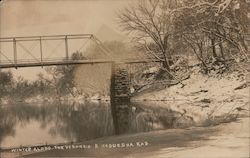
[
  {"x1": 211, "y1": 38, "x2": 218, "y2": 59},
  {"x1": 155, "y1": 50, "x2": 173, "y2": 80},
  {"x1": 197, "y1": 42, "x2": 208, "y2": 74},
  {"x1": 219, "y1": 40, "x2": 225, "y2": 61},
  {"x1": 162, "y1": 53, "x2": 170, "y2": 72}
]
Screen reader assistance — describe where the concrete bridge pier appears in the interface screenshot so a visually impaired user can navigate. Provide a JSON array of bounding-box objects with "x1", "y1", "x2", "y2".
[{"x1": 110, "y1": 63, "x2": 131, "y2": 134}]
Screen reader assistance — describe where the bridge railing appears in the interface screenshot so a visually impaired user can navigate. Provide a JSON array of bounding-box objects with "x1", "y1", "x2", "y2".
[
  {"x1": 0, "y1": 34, "x2": 96, "y2": 67},
  {"x1": 0, "y1": 34, "x2": 166, "y2": 68},
  {"x1": 0, "y1": 34, "x2": 93, "y2": 42}
]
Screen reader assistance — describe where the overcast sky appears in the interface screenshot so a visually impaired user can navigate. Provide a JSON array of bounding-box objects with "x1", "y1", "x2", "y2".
[
  {"x1": 0, "y1": 0, "x2": 133, "y2": 36},
  {"x1": 0, "y1": 0, "x2": 134, "y2": 80}
]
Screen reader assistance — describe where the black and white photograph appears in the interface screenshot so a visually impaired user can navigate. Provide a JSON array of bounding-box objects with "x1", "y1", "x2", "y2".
[{"x1": 0, "y1": 0, "x2": 249, "y2": 157}]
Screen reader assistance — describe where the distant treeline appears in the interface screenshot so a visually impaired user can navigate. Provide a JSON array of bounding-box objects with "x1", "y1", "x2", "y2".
[{"x1": 0, "y1": 52, "x2": 84, "y2": 100}]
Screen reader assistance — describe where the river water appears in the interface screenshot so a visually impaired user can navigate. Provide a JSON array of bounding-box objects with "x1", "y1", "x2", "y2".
[{"x1": 0, "y1": 101, "x2": 189, "y2": 149}]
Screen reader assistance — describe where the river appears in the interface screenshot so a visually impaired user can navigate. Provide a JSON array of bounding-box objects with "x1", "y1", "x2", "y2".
[
  {"x1": 0, "y1": 101, "x2": 249, "y2": 158},
  {"x1": 0, "y1": 101, "x2": 187, "y2": 149}
]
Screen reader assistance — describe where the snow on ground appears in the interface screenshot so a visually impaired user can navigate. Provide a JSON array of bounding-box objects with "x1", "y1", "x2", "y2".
[{"x1": 132, "y1": 68, "x2": 250, "y2": 125}]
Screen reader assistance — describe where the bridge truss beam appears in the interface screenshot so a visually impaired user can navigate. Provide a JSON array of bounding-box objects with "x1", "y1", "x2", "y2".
[{"x1": 0, "y1": 34, "x2": 162, "y2": 69}]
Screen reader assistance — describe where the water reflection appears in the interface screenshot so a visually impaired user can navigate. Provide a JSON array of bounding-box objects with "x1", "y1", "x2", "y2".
[
  {"x1": 0, "y1": 101, "x2": 191, "y2": 148},
  {"x1": 0, "y1": 102, "x2": 114, "y2": 148}
]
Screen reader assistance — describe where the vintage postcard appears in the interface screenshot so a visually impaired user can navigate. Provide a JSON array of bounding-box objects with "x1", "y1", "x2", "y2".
[{"x1": 0, "y1": 0, "x2": 249, "y2": 158}]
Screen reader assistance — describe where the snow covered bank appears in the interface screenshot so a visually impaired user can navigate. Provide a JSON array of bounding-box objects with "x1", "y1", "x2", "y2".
[{"x1": 132, "y1": 68, "x2": 249, "y2": 126}]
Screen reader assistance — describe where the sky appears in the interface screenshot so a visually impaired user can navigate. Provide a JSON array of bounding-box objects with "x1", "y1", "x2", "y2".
[{"x1": 0, "y1": 0, "x2": 134, "y2": 80}]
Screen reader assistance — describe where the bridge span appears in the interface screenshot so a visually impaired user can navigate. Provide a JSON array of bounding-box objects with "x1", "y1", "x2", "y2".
[
  {"x1": 0, "y1": 34, "x2": 162, "y2": 69},
  {"x1": 0, "y1": 58, "x2": 161, "y2": 69}
]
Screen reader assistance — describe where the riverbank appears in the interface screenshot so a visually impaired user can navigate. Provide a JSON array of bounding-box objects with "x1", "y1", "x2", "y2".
[
  {"x1": 0, "y1": 94, "x2": 110, "y2": 105},
  {"x1": 132, "y1": 67, "x2": 250, "y2": 126},
  {"x1": 2, "y1": 117, "x2": 249, "y2": 158}
]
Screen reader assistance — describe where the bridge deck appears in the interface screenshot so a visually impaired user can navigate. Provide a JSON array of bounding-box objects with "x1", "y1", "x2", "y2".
[
  {"x1": 0, "y1": 58, "x2": 161, "y2": 69},
  {"x1": 0, "y1": 34, "x2": 163, "y2": 69}
]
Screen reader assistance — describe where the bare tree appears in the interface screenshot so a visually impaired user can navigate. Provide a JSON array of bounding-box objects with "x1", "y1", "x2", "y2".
[
  {"x1": 173, "y1": 0, "x2": 249, "y2": 72},
  {"x1": 118, "y1": 0, "x2": 178, "y2": 75},
  {"x1": 118, "y1": 0, "x2": 249, "y2": 77}
]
